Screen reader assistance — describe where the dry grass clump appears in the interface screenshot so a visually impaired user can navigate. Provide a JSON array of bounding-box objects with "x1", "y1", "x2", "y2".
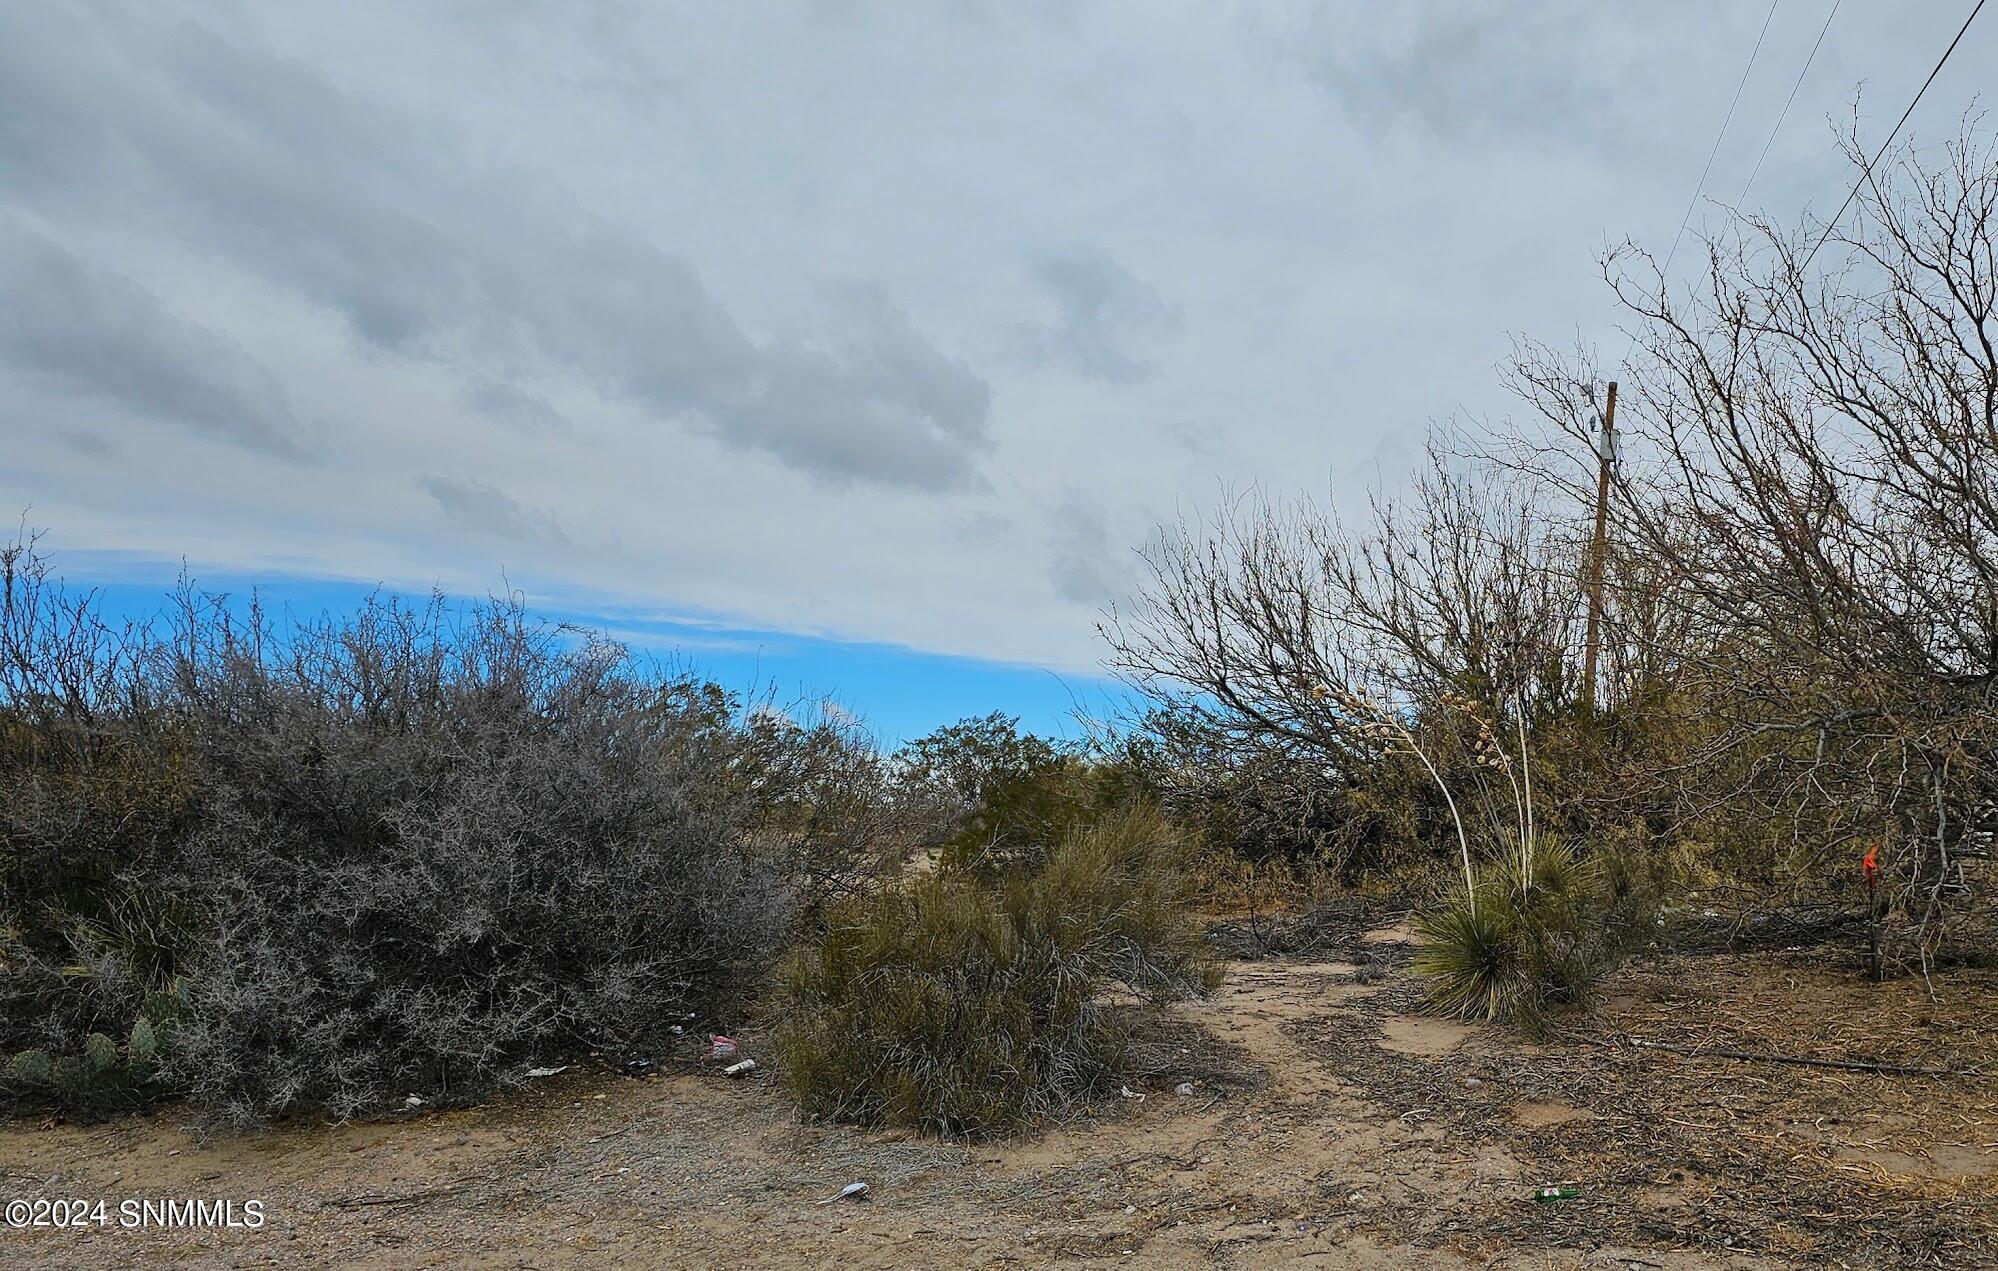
[{"x1": 771, "y1": 804, "x2": 1218, "y2": 1138}]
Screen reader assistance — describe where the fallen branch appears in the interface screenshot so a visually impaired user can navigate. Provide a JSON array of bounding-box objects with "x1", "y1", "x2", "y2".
[
  {"x1": 1618, "y1": 1035, "x2": 1961, "y2": 1078},
  {"x1": 322, "y1": 1181, "x2": 474, "y2": 1209}
]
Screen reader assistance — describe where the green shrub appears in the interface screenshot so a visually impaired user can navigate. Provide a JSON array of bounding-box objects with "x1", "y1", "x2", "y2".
[
  {"x1": 1412, "y1": 839, "x2": 1655, "y2": 1033},
  {"x1": 771, "y1": 804, "x2": 1217, "y2": 1138},
  {"x1": 892, "y1": 713, "x2": 1133, "y2": 876}
]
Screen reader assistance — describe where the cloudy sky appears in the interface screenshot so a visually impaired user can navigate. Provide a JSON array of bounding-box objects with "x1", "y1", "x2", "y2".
[{"x1": 3, "y1": 2, "x2": 1991, "y2": 737}]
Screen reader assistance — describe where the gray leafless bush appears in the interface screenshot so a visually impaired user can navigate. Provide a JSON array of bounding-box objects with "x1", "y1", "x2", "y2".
[{"x1": 0, "y1": 538, "x2": 898, "y2": 1123}]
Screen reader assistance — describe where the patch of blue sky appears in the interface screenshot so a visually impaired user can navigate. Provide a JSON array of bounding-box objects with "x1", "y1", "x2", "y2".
[{"x1": 50, "y1": 552, "x2": 1133, "y2": 747}]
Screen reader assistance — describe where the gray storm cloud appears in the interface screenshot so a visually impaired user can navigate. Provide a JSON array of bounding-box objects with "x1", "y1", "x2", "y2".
[
  {"x1": 0, "y1": 1, "x2": 1978, "y2": 671},
  {"x1": 420, "y1": 475, "x2": 571, "y2": 549},
  {"x1": 463, "y1": 378, "x2": 570, "y2": 436},
  {"x1": 1293, "y1": 3, "x2": 1696, "y2": 155},
  {"x1": 0, "y1": 220, "x2": 306, "y2": 456},
  {"x1": 1023, "y1": 244, "x2": 1180, "y2": 385},
  {"x1": 0, "y1": 3, "x2": 992, "y2": 491}
]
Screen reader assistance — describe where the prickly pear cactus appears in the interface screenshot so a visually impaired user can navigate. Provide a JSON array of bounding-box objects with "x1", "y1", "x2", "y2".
[
  {"x1": 83, "y1": 1032, "x2": 119, "y2": 1074},
  {"x1": 6, "y1": 1048, "x2": 55, "y2": 1087},
  {"x1": 129, "y1": 1017, "x2": 158, "y2": 1064},
  {"x1": 3, "y1": 980, "x2": 188, "y2": 1107}
]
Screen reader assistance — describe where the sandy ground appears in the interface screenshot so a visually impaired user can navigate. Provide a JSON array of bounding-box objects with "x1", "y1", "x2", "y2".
[{"x1": 1, "y1": 920, "x2": 1992, "y2": 1269}]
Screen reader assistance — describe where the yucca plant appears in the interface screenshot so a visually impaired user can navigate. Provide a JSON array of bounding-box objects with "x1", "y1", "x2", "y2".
[
  {"x1": 1411, "y1": 890, "x2": 1534, "y2": 1023},
  {"x1": 1408, "y1": 678, "x2": 1630, "y2": 1033},
  {"x1": 1413, "y1": 838, "x2": 1610, "y2": 1033},
  {"x1": 1496, "y1": 834, "x2": 1590, "y2": 907}
]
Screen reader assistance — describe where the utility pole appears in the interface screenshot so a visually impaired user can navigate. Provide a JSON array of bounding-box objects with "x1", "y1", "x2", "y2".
[{"x1": 1581, "y1": 381, "x2": 1617, "y2": 714}]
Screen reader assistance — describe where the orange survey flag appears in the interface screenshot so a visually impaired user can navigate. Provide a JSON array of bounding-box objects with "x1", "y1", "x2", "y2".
[{"x1": 1861, "y1": 844, "x2": 1880, "y2": 890}]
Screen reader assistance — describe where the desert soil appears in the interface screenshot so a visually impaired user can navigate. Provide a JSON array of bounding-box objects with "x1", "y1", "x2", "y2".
[{"x1": 2, "y1": 917, "x2": 1993, "y2": 1269}]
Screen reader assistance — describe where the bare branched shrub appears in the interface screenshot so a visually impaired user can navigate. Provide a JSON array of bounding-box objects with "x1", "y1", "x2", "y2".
[
  {"x1": 1114, "y1": 113, "x2": 1998, "y2": 990},
  {"x1": 1102, "y1": 444, "x2": 1593, "y2": 878},
  {"x1": 1509, "y1": 118, "x2": 1998, "y2": 977}
]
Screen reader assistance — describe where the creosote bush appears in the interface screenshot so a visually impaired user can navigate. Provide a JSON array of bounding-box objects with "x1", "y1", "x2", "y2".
[
  {"x1": 770, "y1": 803, "x2": 1217, "y2": 1138},
  {"x1": 891, "y1": 712, "x2": 1148, "y2": 877}
]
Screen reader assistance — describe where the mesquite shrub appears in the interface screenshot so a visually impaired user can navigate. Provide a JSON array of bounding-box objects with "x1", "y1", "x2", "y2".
[
  {"x1": 0, "y1": 540, "x2": 892, "y2": 1124},
  {"x1": 1106, "y1": 118, "x2": 1998, "y2": 977}
]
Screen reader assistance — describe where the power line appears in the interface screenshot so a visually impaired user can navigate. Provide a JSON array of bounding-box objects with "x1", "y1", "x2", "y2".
[
  {"x1": 1737, "y1": 0, "x2": 1841, "y2": 207},
  {"x1": 1798, "y1": 0, "x2": 1989, "y2": 271},
  {"x1": 1658, "y1": 0, "x2": 1782, "y2": 284}
]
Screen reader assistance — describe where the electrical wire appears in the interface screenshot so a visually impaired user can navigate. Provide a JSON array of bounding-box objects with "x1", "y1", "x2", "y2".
[
  {"x1": 1737, "y1": 0, "x2": 1842, "y2": 207},
  {"x1": 1658, "y1": 0, "x2": 1782, "y2": 284},
  {"x1": 1798, "y1": 0, "x2": 1989, "y2": 271}
]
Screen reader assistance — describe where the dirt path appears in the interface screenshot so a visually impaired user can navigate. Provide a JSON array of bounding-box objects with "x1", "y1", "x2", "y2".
[{"x1": 0, "y1": 928, "x2": 1989, "y2": 1268}]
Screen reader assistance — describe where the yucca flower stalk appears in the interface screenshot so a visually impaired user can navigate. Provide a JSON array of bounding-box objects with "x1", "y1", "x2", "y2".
[
  {"x1": 1318, "y1": 681, "x2": 1477, "y2": 914},
  {"x1": 1514, "y1": 688, "x2": 1534, "y2": 883},
  {"x1": 1440, "y1": 686, "x2": 1536, "y2": 888}
]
